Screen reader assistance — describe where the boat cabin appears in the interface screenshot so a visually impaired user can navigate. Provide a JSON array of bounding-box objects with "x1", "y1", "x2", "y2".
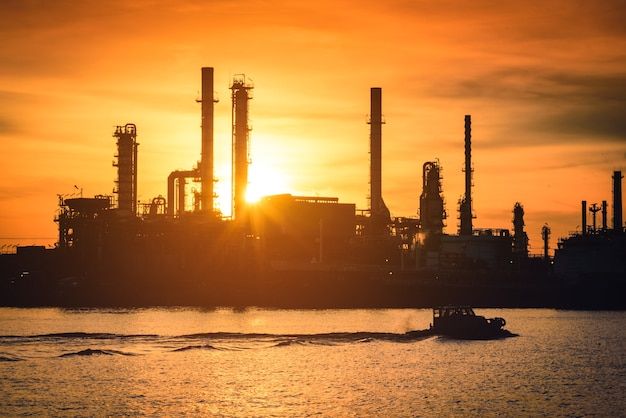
[
  {"x1": 431, "y1": 306, "x2": 507, "y2": 338},
  {"x1": 433, "y1": 306, "x2": 476, "y2": 322}
]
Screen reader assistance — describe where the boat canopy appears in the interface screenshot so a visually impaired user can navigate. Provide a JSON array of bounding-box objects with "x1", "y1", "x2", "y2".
[{"x1": 433, "y1": 306, "x2": 476, "y2": 319}]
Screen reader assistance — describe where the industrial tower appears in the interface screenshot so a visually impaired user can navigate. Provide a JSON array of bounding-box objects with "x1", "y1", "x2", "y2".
[
  {"x1": 613, "y1": 171, "x2": 623, "y2": 231},
  {"x1": 231, "y1": 75, "x2": 253, "y2": 221},
  {"x1": 367, "y1": 87, "x2": 391, "y2": 235},
  {"x1": 512, "y1": 202, "x2": 529, "y2": 256},
  {"x1": 166, "y1": 67, "x2": 217, "y2": 218},
  {"x1": 200, "y1": 67, "x2": 217, "y2": 215},
  {"x1": 112, "y1": 123, "x2": 138, "y2": 215},
  {"x1": 419, "y1": 161, "x2": 446, "y2": 246},
  {"x1": 459, "y1": 115, "x2": 474, "y2": 236}
]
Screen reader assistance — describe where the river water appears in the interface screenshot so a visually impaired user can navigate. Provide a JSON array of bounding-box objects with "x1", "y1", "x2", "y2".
[{"x1": 1, "y1": 308, "x2": 624, "y2": 417}]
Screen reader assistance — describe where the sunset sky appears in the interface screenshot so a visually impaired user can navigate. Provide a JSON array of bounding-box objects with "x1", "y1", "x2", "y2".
[{"x1": 1, "y1": 0, "x2": 625, "y2": 255}]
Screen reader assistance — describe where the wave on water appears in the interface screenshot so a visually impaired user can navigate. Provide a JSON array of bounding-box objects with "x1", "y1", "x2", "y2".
[
  {"x1": 38, "y1": 332, "x2": 159, "y2": 340},
  {"x1": 168, "y1": 331, "x2": 434, "y2": 352},
  {"x1": 171, "y1": 344, "x2": 225, "y2": 352},
  {"x1": 273, "y1": 339, "x2": 307, "y2": 348},
  {"x1": 0, "y1": 354, "x2": 23, "y2": 362},
  {"x1": 180, "y1": 330, "x2": 433, "y2": 342},
  {"x1": 59, "y1": 348, "x2": 137, "y2": 357},
  {"x1": 1, "y1": 329, "x2": 435, "y2": 359},
  {"x1": 2, "y1": 330, "x2": 434, "y2": 345},
  {"x1": 178, "y1": 330, "x2": 434, "y2": 348}
]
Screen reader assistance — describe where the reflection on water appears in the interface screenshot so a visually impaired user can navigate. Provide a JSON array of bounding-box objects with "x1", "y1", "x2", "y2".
[{"x1": 1, "y1": 308, "x2": 625, "y2": 416}]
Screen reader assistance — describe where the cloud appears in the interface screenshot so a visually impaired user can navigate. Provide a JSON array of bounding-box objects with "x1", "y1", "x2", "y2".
[
  {"x1": 536, "y1": 105, "x2": 626, "y2": 141},
  {"x1": 420, "y1": 67, "x2": 626, "y2": 148},
  {"x1": 0, "y1": 118, "x2": 17, "y2": 135},
  {"x1": 0, "y1": 90, "x2": 39, "y2": 135},
  {"x1": 429, "y1": 67, "x2": 626, "y2": 102}
]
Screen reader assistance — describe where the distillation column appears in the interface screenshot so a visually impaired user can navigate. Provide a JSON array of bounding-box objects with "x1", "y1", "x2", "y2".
[
  {"x1": 231, "y1": 75, "x2": 253, "y2": 221},
  {"x1": 200, "y1": 67, "x2": 216, "y2": 214},
  {"x1": 512, "y1": 202, "x2": 529, "y2": 256},
  {"x1": 459, "y1": 115, "x2": 473, "y2": 236},
  {"x1": 113, "y1": 123, "x2": 138, "y2": 215},
  {"x1": 541, "y1": 224, "x2": 551, "y2": 259},
  {"x1": 420, "y1": 161, "x2": 445, "y2": 234}
]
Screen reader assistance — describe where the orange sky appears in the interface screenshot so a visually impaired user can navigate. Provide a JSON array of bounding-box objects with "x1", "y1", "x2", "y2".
[{"x1": 1, "y1": 0, "x2": 625, "y2": 255}]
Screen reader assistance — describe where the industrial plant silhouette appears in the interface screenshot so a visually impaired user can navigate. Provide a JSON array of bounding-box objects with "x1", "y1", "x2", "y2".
[{"x1": 1, "y1": 67, "x2": 624, "y2": 309}]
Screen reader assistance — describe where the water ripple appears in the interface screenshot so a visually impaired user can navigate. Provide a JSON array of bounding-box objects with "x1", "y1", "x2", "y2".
[{"x1": 59, "y1": 348, "x2": 137, "y2": 357}]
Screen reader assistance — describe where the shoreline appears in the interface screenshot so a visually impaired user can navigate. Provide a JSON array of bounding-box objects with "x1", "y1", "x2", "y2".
[{"x1": 3, "y1": 273, "x2": 624, "y2": 310}]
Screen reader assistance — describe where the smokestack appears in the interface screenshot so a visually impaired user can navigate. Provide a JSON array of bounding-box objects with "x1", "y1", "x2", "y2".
[
  {"x1": 200, "y1": 67, "x2": 215, "y2": 215},
  {"x1": 582, "y1": 200, "x2": 587, "y2": 235},
  {"x1": 370, "y1": 87, "x2": 383, "y2": 217},
  {"x1": 614, "y1": 171, "x2": 623, "y2": 231},
  {"x1": 367, "y1": 87, "x2": 390, "y2": 235},
  {"x1": 459, "y1": 115, "x2": 473, "y2": 236},
  {"x1": 602, "y1": 200, "x2": 607, "y2": 231}
]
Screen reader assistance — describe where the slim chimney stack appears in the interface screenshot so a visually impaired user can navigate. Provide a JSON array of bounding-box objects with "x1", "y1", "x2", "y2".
[
  {"x1": 613, "y1": 171, "x2": 623, "y2": 231},
  {"x1": 582, "y1": 200, "x2": 587, "y2": 235},
  {"x1": 370, "y1": 88, "x2": 383, "y2": 218},
  {"x1": 459, "y1": 115, "x2": 473, "y2": 236},
  {"x1": 367, "y1": 87, "x2": 390, "y2": 235},
  {"x1": 200, "y1": 67, "x2": 215, "y2": 214}
]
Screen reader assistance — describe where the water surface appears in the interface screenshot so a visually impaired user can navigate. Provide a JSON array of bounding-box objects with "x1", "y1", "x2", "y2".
[{"x1": 1, "y1": 308, "x2": 624, "y2": 416}]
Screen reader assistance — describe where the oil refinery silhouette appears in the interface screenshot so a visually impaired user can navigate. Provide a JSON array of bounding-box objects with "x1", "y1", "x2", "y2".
[{"x1": 1, "y1": 67, "x2": 625, "y2": 309}]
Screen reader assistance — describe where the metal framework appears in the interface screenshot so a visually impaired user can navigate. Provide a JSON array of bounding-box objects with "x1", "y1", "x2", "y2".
[
  {"x1": 112, "y1": 123, "x2": 138, "y2": 215},
  {"x1": 230, "y1": 74, "x2": 253, "y2": 221}
]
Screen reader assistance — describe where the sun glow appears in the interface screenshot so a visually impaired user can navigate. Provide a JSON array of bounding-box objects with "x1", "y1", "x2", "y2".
[{"x1": 246, "y1": 165, "x2": 292, "y2": 203}]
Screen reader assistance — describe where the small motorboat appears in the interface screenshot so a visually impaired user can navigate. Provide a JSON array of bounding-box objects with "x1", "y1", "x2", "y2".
[{"x1": 430, "y1": 306, "x2": 512, "y2": 339}]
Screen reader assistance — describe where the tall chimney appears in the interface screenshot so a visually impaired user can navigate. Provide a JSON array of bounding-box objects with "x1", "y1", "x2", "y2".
[
  {"x1": 370, "y1": 87, "x2": 383, "y2": 217},
  {"x1": 200, "y1": 67, "x2": 215, "y2": 214},
  {"x1": 582, "y1": 200, "x2": 587, "y2": 235},
  {"x1": 367, "y1": 87, "x2": 390, "y2": 235},
  {"x1": 613, "y1": 171, "x2": 623, "y2": 231},
  {"x1": 459, "y1": 115, "x2": 473, "y2": 236}
]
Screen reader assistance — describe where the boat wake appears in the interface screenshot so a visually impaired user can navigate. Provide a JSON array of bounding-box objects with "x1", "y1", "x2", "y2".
[
  {"x1": 0, "y1": 327, "x2": 518, "y2": 360},
  {"x1": 172, "y1": 343, "x2": 227, "y2": 352},
  {"x1": 0, "y1": 330, "x2": 436, "y2": 359},
  {"x1": 0, "y1": 354, "x2": 23, "y2": 362},
  {"x1": 59, "y1": 348, "x2": 137, "y2": 357}
]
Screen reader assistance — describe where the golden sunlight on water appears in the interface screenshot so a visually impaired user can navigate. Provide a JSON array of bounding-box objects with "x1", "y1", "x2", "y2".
[{"x1": 1, "y1": 308, "x2": 625, "y2": 416}]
